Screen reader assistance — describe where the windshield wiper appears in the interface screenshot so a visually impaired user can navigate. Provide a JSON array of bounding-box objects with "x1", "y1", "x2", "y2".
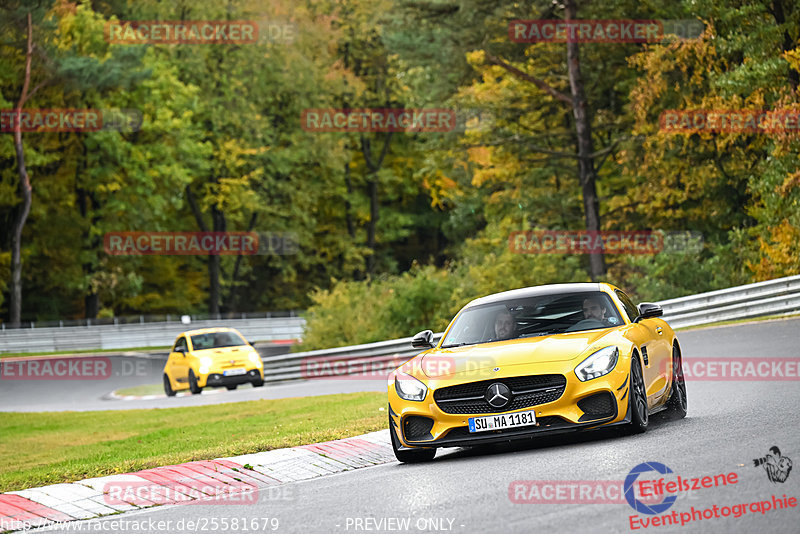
[
  {"x1": 520, "y1": 331, "x2": 563, "y2": 338},
  {"x1": 441, "y1": 342, "x2": 476, "y2": 348}
]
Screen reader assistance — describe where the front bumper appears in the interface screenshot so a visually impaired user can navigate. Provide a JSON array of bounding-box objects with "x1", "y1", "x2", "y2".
[
  {"x1": 200, "y1": 368, "x2": 263, "y2": 387},
  {"x1": 388, "y1": 359, "x2": 630, "y2": 449}
]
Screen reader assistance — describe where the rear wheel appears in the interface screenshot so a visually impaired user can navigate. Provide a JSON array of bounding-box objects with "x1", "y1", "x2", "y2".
[
  {"x1": 663, "y1": 345, "x2": 688, "y2": 420},
  {"x1": 163, "y1": 374, "x2": 176, "y2": 397},
  {"x1": 626, "y1": 354, "x2": 649, "y2": 434},
  {"x1": 188, "y1": 370, "x2": 202, "y2": 395},
  {"x1": 390, "y1": 418, "x2": 436, "y2": 463}
]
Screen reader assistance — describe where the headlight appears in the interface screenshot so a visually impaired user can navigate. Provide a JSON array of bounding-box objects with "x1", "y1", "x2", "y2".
[
  {"x1": 248, "y1": 351, "x2": 262, "y2": 364},
  {"x1": 575, "y1": 346, "x2": 619, "y2": 381},
  {"x1": 199, "y1": 357, "x2": 212, "y2": 374},
  {"x1": 394, "y1": 372, "x2": 428, "y2": 401}
]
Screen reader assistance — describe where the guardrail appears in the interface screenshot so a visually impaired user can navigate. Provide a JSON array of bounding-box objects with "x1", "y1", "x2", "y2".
[
  {"x1": 658, "y1": 274, "x2": 800, "y2": 328},
  {"x1": 261, "y1": 275, "x2": 800, "y2": 383},
  {"x1": 0, "y1": 317, "x2": 305, "y2": 354}
]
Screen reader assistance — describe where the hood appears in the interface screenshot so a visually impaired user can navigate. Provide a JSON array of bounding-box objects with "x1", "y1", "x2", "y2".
[{"x1": 418, "y1": 329, "x2": 616, "y2": 379}]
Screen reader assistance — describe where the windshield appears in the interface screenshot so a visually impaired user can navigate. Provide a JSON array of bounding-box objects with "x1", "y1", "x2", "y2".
[
  {"x1": 190, "y1": 331, "x2": 248, "y2": 350},
  {"x1": 441, "y1": 292, "x2": 623, "y2": 348}
]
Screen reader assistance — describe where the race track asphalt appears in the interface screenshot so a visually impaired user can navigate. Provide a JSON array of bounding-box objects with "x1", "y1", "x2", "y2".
[{"x1": 22, "y1": 317, "x2": 800, "y2": 533}]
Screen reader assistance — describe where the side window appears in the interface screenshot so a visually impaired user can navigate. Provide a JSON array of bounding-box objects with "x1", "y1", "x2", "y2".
[
  {"x1": 615, "y1": 290, "x2": 639, "y2": 322},
  {"x1": 173, "y1": 337, "x2": 187, "y2": 352}
]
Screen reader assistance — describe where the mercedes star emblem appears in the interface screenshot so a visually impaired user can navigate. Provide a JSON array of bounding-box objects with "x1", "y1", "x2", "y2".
[{"x1": 485, "y1": 382, "x2": 511, "y2": 408}]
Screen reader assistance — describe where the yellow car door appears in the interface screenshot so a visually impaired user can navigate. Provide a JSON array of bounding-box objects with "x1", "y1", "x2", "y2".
[{"x1": 168, "y1": 335, "x2": 190, "y2": 387}]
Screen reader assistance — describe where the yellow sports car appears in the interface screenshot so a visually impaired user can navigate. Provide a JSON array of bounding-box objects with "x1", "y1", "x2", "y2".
[
  {"x1": 387, "y1": 283, "x2": 687, "y2": 462},
  {"x1": 162, "y1": 327, "x2": 264, "y2": 396}
]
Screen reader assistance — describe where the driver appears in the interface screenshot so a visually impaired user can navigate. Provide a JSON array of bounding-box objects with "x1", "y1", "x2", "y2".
[
  {"x1": 494, "y1": 309, "x2": 516, "y2": 340},
  {"x1": 582, "y1": 297, "x2": 610, "y2": 323}
]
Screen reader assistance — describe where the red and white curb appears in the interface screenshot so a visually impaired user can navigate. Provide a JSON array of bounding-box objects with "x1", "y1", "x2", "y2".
[{"x1": 0, "y1": 429, "x2": 393, "y2": 532}]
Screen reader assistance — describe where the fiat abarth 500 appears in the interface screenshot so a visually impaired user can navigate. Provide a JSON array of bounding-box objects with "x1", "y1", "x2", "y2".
[
  {"x1": 163, "y1": 327, "x2": 264, "y2": 396},
  {"x1": 387, "y1": 283, "x2": 687, "y2": 462}
]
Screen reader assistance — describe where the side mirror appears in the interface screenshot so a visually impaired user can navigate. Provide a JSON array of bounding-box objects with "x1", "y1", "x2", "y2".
[
  {"x1": 411, "y1": 329, "x2": 434, "y2": 349},
  {"x1": 635, "y1": 303, "x2": 663, "y2": 322}
]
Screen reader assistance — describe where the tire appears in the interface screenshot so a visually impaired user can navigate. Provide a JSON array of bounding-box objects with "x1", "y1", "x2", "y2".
[
  {"x1": 626, "y1": 354, "x2": 649, "y2": 434},
  {"x1": 163, "y1": 374, "x2": 176, "y2": 397},
  {"x1": 188, "y1": 370, "x2": 202, "y2": 395},
  {"x1": 663, "y1": 344, "x2": 688, "y2": 420},
  {"x1": 390, "y1": 418, "x2": 436, "y2": 463},
  {"x1": 252, "y1": 379, "x2": 265, "y2": 388},
  {"x1": 225, "y1": 384, "x2": 237, "y2": 391}
]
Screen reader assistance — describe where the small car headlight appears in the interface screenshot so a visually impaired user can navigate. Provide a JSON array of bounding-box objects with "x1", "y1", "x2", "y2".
[
  {"x1": 248, "y1": 351, "x2": 261, "y2": 364},
  {"x1": 395, "y1": 372, "x2": 428, "y2": 401},
  {"x1": 575, "y1": 346, "x2": 619, "y2": 381},
  {"x1": 199, "y1": 356, "x2": 212, "y2": 374}
]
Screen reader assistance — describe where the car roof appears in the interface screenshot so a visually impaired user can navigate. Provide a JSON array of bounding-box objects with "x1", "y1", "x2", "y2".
[
  {"x1": 464, "y1": 283, "x2": 617, "y2": 309},
  {"x1": 179, "y1": 327, "x2": 240, "y2": 336}
]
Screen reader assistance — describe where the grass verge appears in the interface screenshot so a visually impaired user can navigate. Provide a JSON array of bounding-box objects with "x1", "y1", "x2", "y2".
[{"x1": 0, "y1": 391, "x2": 386, "y2": 493}]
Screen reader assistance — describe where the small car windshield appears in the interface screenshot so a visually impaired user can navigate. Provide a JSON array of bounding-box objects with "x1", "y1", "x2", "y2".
[
  {"x1": 190, "y1": 331, "x2": 247, "y2": 350},
  {"x1": 440, "y1": 291, "x2": 623, "y2": 348}
]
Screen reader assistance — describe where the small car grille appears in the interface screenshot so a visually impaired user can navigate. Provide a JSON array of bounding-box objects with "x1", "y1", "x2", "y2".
[
  {"x1": 577, "y1": 391, "x2": 615, "y2": 420},
  {"x1": 433, "y1": 375, "x2": 567, "y2": 415},
  {"x1": 403, "y1": 416, "x2": 434, "y2": 441}
]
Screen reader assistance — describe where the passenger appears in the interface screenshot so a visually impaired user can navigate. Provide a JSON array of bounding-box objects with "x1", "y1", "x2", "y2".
[{"x1": 582, "y1": 297, "x2": 611, "y2": 324}]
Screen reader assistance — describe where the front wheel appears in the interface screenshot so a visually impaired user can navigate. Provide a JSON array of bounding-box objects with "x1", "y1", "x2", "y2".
[
  {"x1": 163, "y1": 374, "x2": 176, "y2": 397},
  {"x1": 663, "y1": 345, "x2": 688, "y2": 420},
  {"x1": 188, "y1": 370, "x2": 202, "y2": 395},
  {"x1": 225, "y1": 384, "x2": 237, "y2": 391},
  {"x1": 390, "y1": 418, "x2": 436, "y2": 463},
  {"x1": 625, "y1": 354, "x2": 649, "y2": 434}
]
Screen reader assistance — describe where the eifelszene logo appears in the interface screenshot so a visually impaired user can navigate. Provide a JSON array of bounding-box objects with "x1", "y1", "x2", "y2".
[{"x1": 624, "y1": 462, "x2": 678, "y2": 515}]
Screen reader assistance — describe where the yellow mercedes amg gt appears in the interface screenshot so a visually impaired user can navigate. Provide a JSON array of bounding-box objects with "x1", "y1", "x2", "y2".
[
  {"x1": 162, "y1": 327, "x2": 264, "y2": 396},
  {"x1": 387, "y1": 283, "x2": 687, "y2": 462}
]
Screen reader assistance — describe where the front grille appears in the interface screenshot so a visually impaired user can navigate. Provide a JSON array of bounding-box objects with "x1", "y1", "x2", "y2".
[
  {"x1": 577, "y1": 391, "x2": 615, "y2": 421},
  {"x1": 403, "y1": 416, "x2": 434, "y2": 441},
  {"x1": 433, "y1": 375, "x2": 566, "y2": 414}
]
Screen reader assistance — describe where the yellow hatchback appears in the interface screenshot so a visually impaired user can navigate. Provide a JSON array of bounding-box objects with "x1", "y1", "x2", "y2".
[{"x1": 162, "y1": 327, "x2": 265, "y2": 396}]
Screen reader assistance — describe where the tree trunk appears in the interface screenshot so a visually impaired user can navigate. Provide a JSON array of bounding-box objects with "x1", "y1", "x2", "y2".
[
  {"x1": 565, "y1": 0, "x2": 605, "y2": 280},
  {"x1": 360, "y1": 133, "x2": 392, "y2": 277},
  {"x1": 9, "y1": 13, "x2": 35, "y2": 327},
  {"x1": 186, "y1": 184, "x2": 222, "y2": 316}
]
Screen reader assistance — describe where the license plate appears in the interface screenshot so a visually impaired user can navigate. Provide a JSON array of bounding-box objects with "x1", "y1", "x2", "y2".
[
  {"x1": 468, "y1": 410, "x2": 537, "y2": 433},
  {"x1": 223, "y1": 368, "x2": 247, "y2": 377}
]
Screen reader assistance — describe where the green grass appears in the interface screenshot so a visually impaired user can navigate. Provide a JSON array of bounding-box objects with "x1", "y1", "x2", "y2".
[
  {"x1": 0, "y1": 391, "x2": 387, "y2": 493},
  {"x1": 114, "y1": 383, "x2": 226, "y2": 396}
]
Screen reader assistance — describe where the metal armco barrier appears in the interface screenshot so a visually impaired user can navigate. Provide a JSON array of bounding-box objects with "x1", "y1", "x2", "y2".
[
  {"x1": 0, "y1": 317, "x2": 305, "y2": 354},
  {"x1": 658, "y1": 274, "x2": 800, "y2": 328},
  {"x1": 2, "y1": 275, "x2": 798, "y2": 374},
  {"x1": 262, "y1": 275, "x2": 800, "y2": 383}
]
